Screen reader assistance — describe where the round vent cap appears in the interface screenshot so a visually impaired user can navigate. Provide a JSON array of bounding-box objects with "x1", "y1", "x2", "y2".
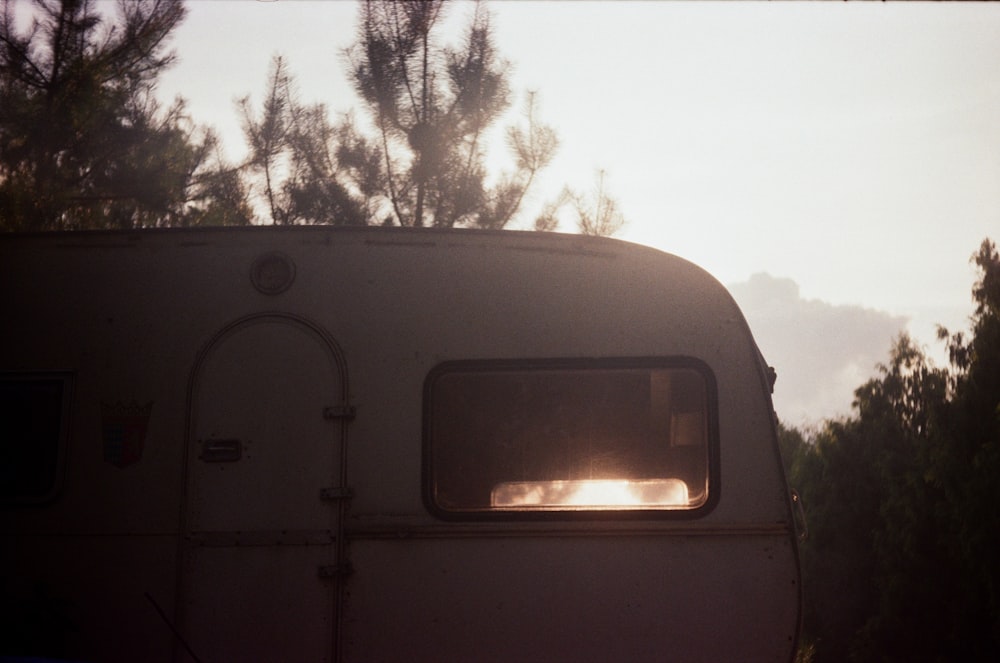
[{"x1": 250, "y1": 252, "x2": 296, "y2": 295}]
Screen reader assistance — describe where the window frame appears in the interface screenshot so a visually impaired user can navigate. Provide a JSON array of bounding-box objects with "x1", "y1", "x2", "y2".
[
  {"x1": 422, "y1": 357, "x2": 720, "y2": 521},
  {"x1": 0, "y1": 371, "x2": 74, "y2": 506}
]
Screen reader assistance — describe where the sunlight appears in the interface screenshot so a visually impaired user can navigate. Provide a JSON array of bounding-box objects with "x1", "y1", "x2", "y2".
[{"x1": 491, "y1": 478, "x2": 690, "y2": 509}]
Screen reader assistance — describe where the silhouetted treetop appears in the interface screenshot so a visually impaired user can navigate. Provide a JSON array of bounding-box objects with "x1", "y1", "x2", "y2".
[
  {"x1": 1, "y1": 0, "x2": 623, "y2": 234},
  {"x1": 347, "y1": 0, "x2": 518, "y2": 228},
  {"x1": 0, "y1": 0, "x2": 248, "y2": 230}
]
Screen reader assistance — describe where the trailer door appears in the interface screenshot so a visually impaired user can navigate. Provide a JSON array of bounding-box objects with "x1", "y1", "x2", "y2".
[{"x1": 179, "y1": 314, "x2": 349, "y2": 663}]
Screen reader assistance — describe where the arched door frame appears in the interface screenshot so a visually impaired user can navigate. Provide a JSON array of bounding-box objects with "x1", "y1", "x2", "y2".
[{"x1": 174, "y1": 311, "x2": 352, "y2": 663}]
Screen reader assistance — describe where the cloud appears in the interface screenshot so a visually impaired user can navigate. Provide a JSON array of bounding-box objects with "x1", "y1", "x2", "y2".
[{"x1": 728, "y1": 273, "x2": 908, "y2": 426}]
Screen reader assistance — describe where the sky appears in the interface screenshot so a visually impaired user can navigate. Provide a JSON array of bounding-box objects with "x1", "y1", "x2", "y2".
[{"x1": 146, "y1": 0, "x2": 1000, "y2": 425}]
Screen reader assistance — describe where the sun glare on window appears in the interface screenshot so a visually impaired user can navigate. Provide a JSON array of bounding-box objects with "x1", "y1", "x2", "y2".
[{"x1": 491, "y1": 478, "x2": 690, "y2": 509}]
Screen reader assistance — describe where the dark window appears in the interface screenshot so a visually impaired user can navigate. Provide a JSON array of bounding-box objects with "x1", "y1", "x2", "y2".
[
  {"x1": 1, "y1": 374, "x2": 72, "y2": 504},
  {"x1": 424, "y1": 359, "x2": 717, "y2": 516}
]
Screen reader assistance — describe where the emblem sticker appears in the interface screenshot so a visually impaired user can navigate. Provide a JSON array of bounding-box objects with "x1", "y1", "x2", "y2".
[{"x1": 101, "y1": 401, "x2": 153, "y2": 468}]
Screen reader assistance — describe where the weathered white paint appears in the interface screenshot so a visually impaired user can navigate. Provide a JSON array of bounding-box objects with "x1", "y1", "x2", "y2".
[{"x1": 1, "y1": 226, "x2": 800, "y2": 662}]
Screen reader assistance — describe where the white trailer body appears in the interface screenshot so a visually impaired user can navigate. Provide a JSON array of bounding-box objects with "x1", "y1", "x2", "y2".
[{"x1": 1, "y1": 226, "x2": 801, "y2": 662}]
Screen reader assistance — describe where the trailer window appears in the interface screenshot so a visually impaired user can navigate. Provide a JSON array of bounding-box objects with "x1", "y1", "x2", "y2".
[
  {"x1": 424, "y1": 360, "x2": 716, "y2": 516},
  {"x1": 0, "y1": 374, "x2": 72, "y2": 504}
]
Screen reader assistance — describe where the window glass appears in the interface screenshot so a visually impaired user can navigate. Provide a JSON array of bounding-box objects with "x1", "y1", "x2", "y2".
[
  {"x1": 0, "y1": 374, "x2": 72, "y2": 504},
  {"x1": 425, "y1": 361, "x2": 715, "y2": 515}
]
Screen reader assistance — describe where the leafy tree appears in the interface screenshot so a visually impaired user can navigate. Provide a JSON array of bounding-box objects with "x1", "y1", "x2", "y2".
[
  {"x1": 0, "y1": 0, "x2": 249, "y2": 230},
  {"x1": 848, "y1": 336, "x2": 951, "y2": 661},
  {"x1": 929, "y1": 239, "x2": 1000, "y2": 660},
  {"x1": 784, "y1": 413, "x2": 885, "y2": 662},
  {"x1": 785, "y1": 336, "x2": 953, "y2": 662},
  {"x1": 853, "y1": 242, "x2": 999, "y2": 662},
  {"x1": 785, "y1": 238, "x2": 1000, "y2": 662}
]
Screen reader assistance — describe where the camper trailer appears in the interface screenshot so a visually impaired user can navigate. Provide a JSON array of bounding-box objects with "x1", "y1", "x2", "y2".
[{"x1": 1, "y1": 226, "x2": 801, "y2": 662}]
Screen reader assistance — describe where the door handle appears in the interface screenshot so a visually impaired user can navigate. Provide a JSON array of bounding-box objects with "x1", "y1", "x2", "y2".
[{"x1": 199, "y1": 439, "x2": 242, "y2": 462}]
